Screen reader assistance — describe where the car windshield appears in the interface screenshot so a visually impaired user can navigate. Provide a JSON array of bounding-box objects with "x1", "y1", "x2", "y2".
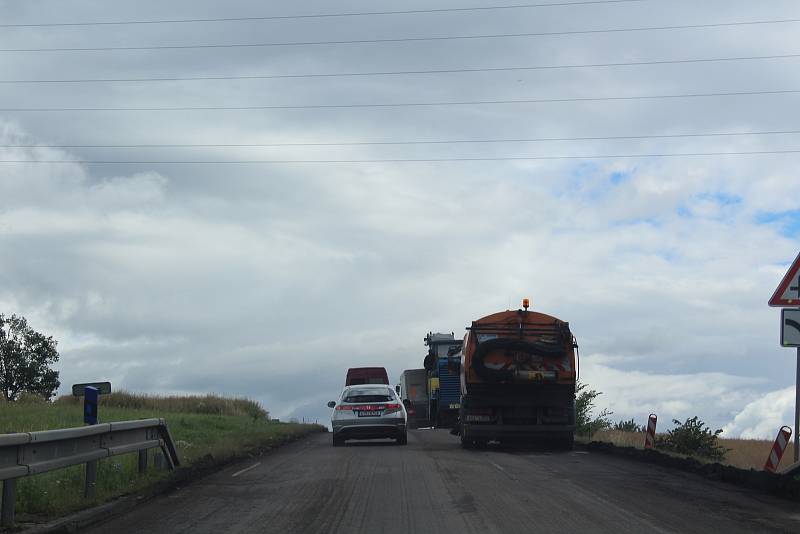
[{"x1": 343, "y1": 388, "x2": 394, "y2": 403}]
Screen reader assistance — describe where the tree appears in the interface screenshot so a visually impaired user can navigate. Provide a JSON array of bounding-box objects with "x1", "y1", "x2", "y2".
[
  {"x1": 575, "y1": 381, "x2": 612, "y2": 436},
  {"x1": 0, "y1": 314, "x2": 60, "y2": 401}
]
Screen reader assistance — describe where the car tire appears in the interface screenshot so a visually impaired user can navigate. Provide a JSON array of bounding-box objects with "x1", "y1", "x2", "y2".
[
  {"x1": 397, "y1": 433, "x2": 408, "y2": 445},
  {"x1": 332, "y1": 435, "x2": 344, "y2": 447}
]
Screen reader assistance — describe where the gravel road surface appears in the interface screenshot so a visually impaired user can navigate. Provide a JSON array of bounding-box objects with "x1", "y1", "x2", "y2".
[{"x1": 84, "y1": 430, "x2": 800, "y2": 533}]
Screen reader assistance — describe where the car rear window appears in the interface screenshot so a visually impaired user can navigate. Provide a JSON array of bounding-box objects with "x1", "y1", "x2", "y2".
[{"x1": 343, "y1": 388, "x2": 394, "y2": 403}]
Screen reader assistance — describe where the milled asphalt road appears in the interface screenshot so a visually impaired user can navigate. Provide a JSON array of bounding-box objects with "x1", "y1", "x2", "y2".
[{"x1": 85, "y1": 430, "x2": 800, "y2": 533}]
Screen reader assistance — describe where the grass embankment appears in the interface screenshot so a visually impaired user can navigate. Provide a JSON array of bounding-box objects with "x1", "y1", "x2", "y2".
[
  {"x1": 589, "y1": 429, "x2": 796, "y2": 470},
  {"x1": 1, "y1": 392, "x2": 324, "y2": 522}
]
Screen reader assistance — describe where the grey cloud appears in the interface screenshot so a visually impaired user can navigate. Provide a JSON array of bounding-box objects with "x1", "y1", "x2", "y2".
[{"x1": 1, "y1": 1, "x2": 799, "y2": 431}]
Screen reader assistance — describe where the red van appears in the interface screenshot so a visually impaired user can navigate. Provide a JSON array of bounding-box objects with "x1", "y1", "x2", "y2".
[{"x1": 345, "y1": 367, "x2": 389, "y2": 386}]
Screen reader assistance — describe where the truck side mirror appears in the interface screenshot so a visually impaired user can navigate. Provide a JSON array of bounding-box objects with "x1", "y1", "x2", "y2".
[{"x1": 327, "y1": 401, "x2": 336, "y2": 408}]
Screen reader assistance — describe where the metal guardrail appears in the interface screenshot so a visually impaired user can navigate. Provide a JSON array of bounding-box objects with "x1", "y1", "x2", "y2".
[{"x1": 0, "y1": 418, "x2": 180, "y2": 527}]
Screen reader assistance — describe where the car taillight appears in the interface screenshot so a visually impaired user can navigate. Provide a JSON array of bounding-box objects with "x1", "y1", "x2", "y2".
[
  {"x1": 335, "y1": 405, "x2": 354, "y2": 411},
  {"x1": 384, "y1": 403, "x2": 402, "y2": 413}
]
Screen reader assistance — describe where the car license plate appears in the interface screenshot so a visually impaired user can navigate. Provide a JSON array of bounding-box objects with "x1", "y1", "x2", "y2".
[{"x1": 357, "y1": 410, "x2": 382, "y2": 417}]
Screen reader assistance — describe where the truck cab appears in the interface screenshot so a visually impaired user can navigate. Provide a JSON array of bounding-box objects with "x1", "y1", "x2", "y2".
[{"x1": 345, "y1": 367, "x2": 389, "y2": 386}]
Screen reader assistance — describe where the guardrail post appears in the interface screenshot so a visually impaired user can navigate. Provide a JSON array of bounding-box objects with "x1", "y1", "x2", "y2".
[
  {"x1": 154, "y1": 449, "x2": 165, "y2": 470},
  {"x1": 138, "y1": 449, "x2": 148, "y2": 474},
  {"x1": 2, "y1": 478, "x2": 16, "y2": 528},
  {"x1": 84, "y1": 460, "x2": 98, "y2": 498}
]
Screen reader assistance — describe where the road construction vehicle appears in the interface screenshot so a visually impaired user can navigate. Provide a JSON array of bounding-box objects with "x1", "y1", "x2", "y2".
[
  {"x1": 398, "y1": 369, "x2": 429, "y2": 428},
  {"x1": 457, "y1": 300, "x2": 577, "y2": 449},
  {"x1": 424, "y1": 332, "x2": 463, "y2": 428}
]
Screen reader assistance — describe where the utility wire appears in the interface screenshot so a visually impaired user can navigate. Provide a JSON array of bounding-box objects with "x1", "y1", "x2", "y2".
[
  {"x1": 0, "y1": 1, "x2": 645, "y2": 28},
  {"x1": 1, "y1": 18, "x2": 798, "y2": 53},
  {"x1": 2, "y1": 150, "x2": 800, "y2": 164},
  {"x1": 2, "y1": 89, "x2": 798, "y2": 112},
  {"x1": 2, "y1": 53, "x2": 798, "y2": 84},
  {"x1": 3, "y1": 130, "x2": 800, "y2": 149}
]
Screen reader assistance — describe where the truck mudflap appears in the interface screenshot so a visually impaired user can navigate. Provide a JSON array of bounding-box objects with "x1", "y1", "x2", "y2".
[
  {"x1": 460, "y1": 424, "x2": 575, "y2": 450},
  {"x1": 462, "y1": 423, "x2": 575, "y2": 439}
]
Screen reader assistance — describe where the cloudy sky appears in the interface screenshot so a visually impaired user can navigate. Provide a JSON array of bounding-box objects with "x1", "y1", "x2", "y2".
[{"x1": 1, "y1": 0, "x2": 799, "y2": 436}]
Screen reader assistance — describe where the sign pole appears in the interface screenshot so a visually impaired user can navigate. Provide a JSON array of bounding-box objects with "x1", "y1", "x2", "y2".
[{"x1": 796, "y1": 345, "x2": 799, "y2": 462}]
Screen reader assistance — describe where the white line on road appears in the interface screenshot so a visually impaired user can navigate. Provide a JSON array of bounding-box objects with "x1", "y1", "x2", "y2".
[
  {"x1": 489, "y1": 460, "x2": 518, "y2": 481},
  {"x1": 231, "y1": 462, "x2": 261, "y2": 478}
]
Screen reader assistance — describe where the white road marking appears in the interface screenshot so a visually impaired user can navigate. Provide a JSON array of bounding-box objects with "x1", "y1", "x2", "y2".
[
  {"x1": 231, "y1": 462, "x2": 261, "y2": 478},
  {"x1": 490, "y1": 461, "x2": 506, "y2": 472}
]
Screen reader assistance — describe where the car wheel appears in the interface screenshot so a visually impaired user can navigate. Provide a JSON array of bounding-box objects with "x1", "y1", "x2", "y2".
[
  {"x1": 397, "y1": 433, "x2": 408, "y2": 445},
  {"x1": 332, "y1": 435, "x2": 344, "y2": 447}
]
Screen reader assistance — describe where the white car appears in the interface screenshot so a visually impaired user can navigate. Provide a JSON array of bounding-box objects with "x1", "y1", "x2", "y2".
[{"x1": 327, "y1": 384, "x2": 408, "y2": 446}]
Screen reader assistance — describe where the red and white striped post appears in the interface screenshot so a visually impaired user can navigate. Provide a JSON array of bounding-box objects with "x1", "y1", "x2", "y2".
[
  {"x1": 764, "y1": 426, "x2": 793, "y2": 473},
  {"x1": 644, "y1": 413, "x2": 657, "y2": 449}
]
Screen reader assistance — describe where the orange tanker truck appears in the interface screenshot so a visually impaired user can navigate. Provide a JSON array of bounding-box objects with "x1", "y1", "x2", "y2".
[{"x1": 457, "y1": 299, "x2": 578, "y2": 449}]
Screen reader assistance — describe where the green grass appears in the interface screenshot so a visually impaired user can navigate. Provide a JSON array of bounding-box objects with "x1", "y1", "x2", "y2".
[
  {"x1": 1, "y1": 396, "x2": 324, "y2": 522},
  {"x1": 55, "y1": 390, "x2": 268, "y2": 419}
]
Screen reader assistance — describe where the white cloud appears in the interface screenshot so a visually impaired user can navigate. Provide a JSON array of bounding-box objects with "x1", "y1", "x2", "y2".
[
  {"x1": 722, "y1": 387, "x2": 795, "y2": 439},
  {"x1": 580, "y1": 354, "x2": 766, "y2": 433}
]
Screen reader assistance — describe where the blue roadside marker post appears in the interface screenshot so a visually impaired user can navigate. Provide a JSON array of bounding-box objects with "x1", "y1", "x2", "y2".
[
  {"x1": 84, "y1": 386, "x2": 99, "y2": 425},
  {"x1": 83, "y1": 386, "x2": 99, "y2": 498}
]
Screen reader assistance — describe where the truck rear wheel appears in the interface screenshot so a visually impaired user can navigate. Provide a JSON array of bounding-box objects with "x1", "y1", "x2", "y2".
[
  {"x1": 555, "y1": 432, "x2": 574, "y2": 451},
  {"x1": 460, "y1": 427, "x2": 475, "y2": 449}
]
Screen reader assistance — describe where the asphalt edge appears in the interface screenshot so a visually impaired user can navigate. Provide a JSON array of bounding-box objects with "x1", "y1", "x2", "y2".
[
  {"x1": 578, "y1": 440, "x2": 800, "y2": 501},
  {"x1": 16, "y1": 426, "x2": 327, "y2": 534}
]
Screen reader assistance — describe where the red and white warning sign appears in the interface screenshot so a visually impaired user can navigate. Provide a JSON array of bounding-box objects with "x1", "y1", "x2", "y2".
[{"x1": 769, "y1": 252, "x2": 800, "y2": 307}]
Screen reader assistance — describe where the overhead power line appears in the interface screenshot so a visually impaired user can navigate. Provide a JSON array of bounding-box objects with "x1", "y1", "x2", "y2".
[
  {"x1": 2, "y1": 150, "x2": 800, "y2": 164},
  {"x1": 2, "y1": 89, "x2": 798, "y2": 112},
  {"x1": 0, "y1": 1, "x2": 644, "y2": 28},
  {"x1": 3, "y1": 130, "x2": 799, "y2": 149},
  {"x1": 1, "y1": 18, "x2": 798, "y2": 53},
  {"x1": 2, "y1": 53, "x2": 798, "y2": 84}
]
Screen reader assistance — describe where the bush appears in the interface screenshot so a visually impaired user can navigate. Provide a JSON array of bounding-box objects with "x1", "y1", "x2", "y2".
[
  {"x1": 575, "y1": 382, "x2": 612, "y2": 436},
  {"x1": 656, "y1": 416, "x2": 728, "y2": 461},
  {"x1": 613, "y1": 418, "x2": 645, "y2": 433},
  {"x1": 16, "y1": 391, "x2": 50, "y2": 405}
]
